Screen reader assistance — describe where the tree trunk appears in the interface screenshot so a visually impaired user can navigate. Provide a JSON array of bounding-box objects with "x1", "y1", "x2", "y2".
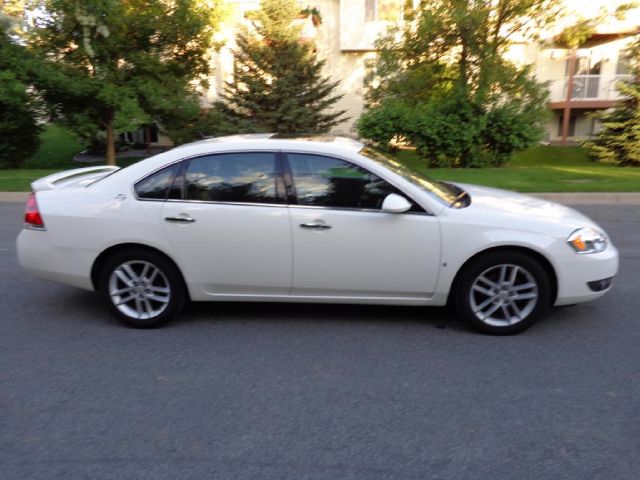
[
  {"x1": 144, "y1": 125, "x2": 151, "y2": 154},
  {"x1": 105, "y1": 121, "x2": 116, "y2": 166}
]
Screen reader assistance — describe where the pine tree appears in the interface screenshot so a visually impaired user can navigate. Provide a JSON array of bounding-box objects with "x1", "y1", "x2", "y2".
[
  {"x1": 586, "y1": 40, "x2": 640, "y2": 166},
  {"x1": 218, "y1": 0, "x2": 347, "y2": 134}
]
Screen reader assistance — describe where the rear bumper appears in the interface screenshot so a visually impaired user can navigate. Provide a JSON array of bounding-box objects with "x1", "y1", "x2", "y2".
[
  {"x1": 17, "y1": 228, "x2": 94, "y2": 291},
  {"x1": 554, "y1": 244, "x2": 619, "y2": 306}
]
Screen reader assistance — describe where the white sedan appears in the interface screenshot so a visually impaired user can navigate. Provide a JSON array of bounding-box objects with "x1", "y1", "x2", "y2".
[{"x1": 17, "y1": 135, "x2": 618, "y2": 334}]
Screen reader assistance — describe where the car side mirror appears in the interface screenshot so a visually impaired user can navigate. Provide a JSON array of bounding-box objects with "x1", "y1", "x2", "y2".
[{"x1": 381, "y1": 193, "x2": 412, "y2": 213}]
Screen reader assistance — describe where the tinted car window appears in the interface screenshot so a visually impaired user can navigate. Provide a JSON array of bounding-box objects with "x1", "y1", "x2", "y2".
[
  {"x1": 287, "y1": 153, "x2": 421, "y2": 211},
  {"x1": 184, "y1": 153, "x2": 278, "y2": 204},
  {"x1": 134, "y1": 164, "x2": 180, "y2": 200}
]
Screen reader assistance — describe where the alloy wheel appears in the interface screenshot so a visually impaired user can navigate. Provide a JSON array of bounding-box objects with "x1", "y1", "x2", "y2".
[
  {"x1": 108, "y1": 260, "x2": 171, "y2": 320},
  {"x1": 469, "y1": 263, "x2": 539, "y2": 327}
]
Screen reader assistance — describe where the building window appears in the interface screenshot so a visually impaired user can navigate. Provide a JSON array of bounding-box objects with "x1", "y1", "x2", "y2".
[
  {"x1": 557, "y1": 114, "x2": 576, "y2": 137},
  {"x1": 148, "y1": 126, "x2": 159, "y2": 143},
  {"x1": 616, "y1": 52, "x2": 632, "y2": 75},
  {"x1": 566, "y1": 56, "x2": 601, "y2": 76},
  {"x1": 365, "y1": 0, "x2": 404, "y2": 22},
  {"x1": 363, "y1": 57, "x2": 377, "y2": 89}
]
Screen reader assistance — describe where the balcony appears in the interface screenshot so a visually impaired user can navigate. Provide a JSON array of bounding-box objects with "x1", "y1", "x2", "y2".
[{"x1": 548, "y1": 74, "x2": 633, "y2": 107}]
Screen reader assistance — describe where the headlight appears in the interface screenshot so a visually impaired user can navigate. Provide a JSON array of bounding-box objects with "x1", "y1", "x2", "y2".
[{"x1": 567, "y1": 227, "x2": 607, "y2": 254}]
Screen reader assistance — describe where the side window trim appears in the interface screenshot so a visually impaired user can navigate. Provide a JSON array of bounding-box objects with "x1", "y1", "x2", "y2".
[
  {"x1": 167, "y1": 159, "x2": 187, "y2": 201},
  {"x1": 274, "y1": 151, "x2": 288, "y2": 204},
  {"x1": 281, "y1": 151, "x2": 427, "y2": 215},
  {"x1": 279, "y1": 150, "x2": 298, "y2": 204}
]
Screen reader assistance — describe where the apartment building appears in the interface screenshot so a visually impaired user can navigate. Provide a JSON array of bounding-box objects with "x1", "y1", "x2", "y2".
[{"x1": 202, "y1": 0, "x2": 639, "y2": 143}]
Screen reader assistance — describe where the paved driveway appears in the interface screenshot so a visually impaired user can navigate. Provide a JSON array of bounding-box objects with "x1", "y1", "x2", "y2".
[{"x1": 1, "y1": 203, "x2": 638, "y2": 479}]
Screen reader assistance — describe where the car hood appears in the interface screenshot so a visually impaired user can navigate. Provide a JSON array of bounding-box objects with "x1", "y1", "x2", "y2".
[{"x1": 451, "y1": 183, "x2": 601, "y2": 236}]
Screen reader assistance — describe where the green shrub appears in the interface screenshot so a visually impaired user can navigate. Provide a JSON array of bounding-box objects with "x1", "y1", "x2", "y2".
[
  {"x1": 0, "y1": 26, "x2": 41, "y2": 168},
  {"x1": 24, "y1": 124, "x2": 85, "y2": 169},
  {"x1": 357, "y1": 98, "x2": 545, "y2": 168},
  {"x1": 482, "y1": 104, "x2": 546, "y2": 167},
  {"x1": 356, "y1": 101, "x2": 411, "y2": 151},
  {"x1": 409, "y1": 100, "x2": 487, "y2": 168},
  {"x1": 0, "y1": 72, "x2": 41, "y2": 168}
]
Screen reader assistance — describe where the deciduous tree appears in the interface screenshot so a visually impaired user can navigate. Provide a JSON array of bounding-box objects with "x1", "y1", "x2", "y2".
[
  {"x1": 28, "y1": 0, "x2": 224, "y2": 164},
  {"x1": 360, "y1": 0, "x2": 562, "y2": 167},
  {"x1": 0, "y1": 8, "x2": 42, "y2": 168}
]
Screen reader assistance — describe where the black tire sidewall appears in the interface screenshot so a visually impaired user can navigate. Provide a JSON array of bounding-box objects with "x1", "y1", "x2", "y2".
[
  {"x1": 99, "y1": 249, "x2": 185, "y2": 328},
  {"x1": 454, "y1": 251, "x2": 551, "y2": 335}
]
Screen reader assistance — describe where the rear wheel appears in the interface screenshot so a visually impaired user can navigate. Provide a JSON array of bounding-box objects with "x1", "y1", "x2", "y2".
[
  {"x1": 454, "y1": 251, "x2": 550, "y2": 335},
  {"x1": 99, "y1": 249, "x2": 185, "y2": 328}
]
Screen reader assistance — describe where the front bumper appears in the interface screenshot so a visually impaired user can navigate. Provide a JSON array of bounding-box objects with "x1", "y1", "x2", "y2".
[{"x1": 553, "y1": 243, "x2": 619, "y2": 306}]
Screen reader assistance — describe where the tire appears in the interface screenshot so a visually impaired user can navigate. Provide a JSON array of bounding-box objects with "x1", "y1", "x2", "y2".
[
  {"x1": 99, "y1": 249, "x2": 186, "y2": 328},
  {"x1": 453, "y1": 251, "x2": 551, "y2": 335}
]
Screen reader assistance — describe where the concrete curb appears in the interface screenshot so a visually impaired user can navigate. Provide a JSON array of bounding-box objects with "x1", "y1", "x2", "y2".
[
  {"x1": 531, "y1": 193, "x2": 640, "y2": 205},
  {"x1": 1, "y1": 191, "x2": 640, "y2": 204},
  {"x1": 0, "y1": 192, "x2": 30, "y2": 203}
]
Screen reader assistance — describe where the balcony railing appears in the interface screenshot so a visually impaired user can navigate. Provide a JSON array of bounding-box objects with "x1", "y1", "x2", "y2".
[{"x1": 548, "y1": 75, "x2": 633, "y2": 103}]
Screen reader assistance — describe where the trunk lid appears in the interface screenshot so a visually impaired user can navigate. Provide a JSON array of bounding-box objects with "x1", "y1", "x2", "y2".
[{"x1": 31, "y1": 166, "x2": 120, "y2": 192}]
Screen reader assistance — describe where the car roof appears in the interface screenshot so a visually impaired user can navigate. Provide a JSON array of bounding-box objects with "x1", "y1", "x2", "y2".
[{"x1": 172, "y1": 133, "x2": 365, "y2": 154}]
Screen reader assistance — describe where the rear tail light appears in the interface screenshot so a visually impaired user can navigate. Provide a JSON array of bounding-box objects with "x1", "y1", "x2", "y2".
[{"x1": 25, "y1": 192, "x2": 45, "y2": 229}]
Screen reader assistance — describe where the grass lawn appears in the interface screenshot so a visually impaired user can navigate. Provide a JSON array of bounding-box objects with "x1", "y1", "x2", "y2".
[
  {"x1": 393, "y1": 146, "x2": 640, "y2": 192},
  {"x1": 2, "y1": 128, "x2": 639, "y2": 192}
]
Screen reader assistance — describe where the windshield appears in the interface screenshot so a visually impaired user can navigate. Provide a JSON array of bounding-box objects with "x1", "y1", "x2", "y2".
[{"x1": 359, "y1": 147, "x2": 467, "y2": 207}]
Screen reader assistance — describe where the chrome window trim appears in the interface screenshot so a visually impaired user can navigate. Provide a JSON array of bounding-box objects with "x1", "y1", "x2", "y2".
[
  {"x1": 287, "y1": 204, "x2": 432, "y2": 216},
  {"x1": 154, "y1": 198, "x2": 431, "y2": 215},
  {"x1": 165, "y1": 198, "x2": 287, "y2": 208}
]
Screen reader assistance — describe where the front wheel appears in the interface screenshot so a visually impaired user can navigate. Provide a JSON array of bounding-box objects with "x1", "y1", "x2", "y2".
[
  {"x1": 454, "y1": 251, "x2": 551, "y2": 335},
  {"x1": 99, "y1": 249, "x2": 185, "y2": 328}
]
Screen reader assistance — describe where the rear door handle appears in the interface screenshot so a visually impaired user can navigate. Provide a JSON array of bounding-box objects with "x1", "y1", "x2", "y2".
[
  {"x1": 300, "y1": 222, "x2": 331, "y2": 230},
  {"x1": 165, "y1": 215, "x2": 196, "y2": 223}
]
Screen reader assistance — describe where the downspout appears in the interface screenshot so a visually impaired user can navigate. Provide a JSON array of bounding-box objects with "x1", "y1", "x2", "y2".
[{"x1": 561, "y1": 49, "x2": 577, "y2": 145}]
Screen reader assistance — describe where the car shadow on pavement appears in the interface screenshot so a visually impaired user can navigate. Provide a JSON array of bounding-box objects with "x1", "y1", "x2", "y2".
[
  {"x1": 57, "y1": 287, "x2": 578, "y2": 335},
  {"x1": 60, "y1": 286, "x2": 470, "y2": 332},
  {"x1": 181, "y1": 301, "x2": 470, "y2": 332}
]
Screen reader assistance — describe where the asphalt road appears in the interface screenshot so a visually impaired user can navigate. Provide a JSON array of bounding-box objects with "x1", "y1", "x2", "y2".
[{"x1": 1, "y1": 203, "x2": 639, "y2": 480}]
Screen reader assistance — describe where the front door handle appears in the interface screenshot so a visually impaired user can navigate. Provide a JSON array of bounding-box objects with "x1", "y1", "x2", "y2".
[
  {"x1": 165, "y1": 215, "x2": 196, "y2": 223},
  {"x1": 300, "y1": 222, "x2": 331, "y2": 230}
]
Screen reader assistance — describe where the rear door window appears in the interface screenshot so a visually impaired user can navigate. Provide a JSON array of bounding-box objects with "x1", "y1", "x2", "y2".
[{"x1": 183, "y1": 152, "x2": 279, "y2": 204}]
